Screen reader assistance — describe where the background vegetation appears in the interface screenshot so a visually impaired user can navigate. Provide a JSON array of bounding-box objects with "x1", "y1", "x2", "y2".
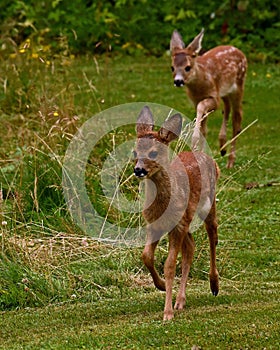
[
  {"x1": 0, "y1": 0, "x2": 279, "y2": 61},
  {"x1": 0, "y1": 1, "x2": 279, "y2": 349}
]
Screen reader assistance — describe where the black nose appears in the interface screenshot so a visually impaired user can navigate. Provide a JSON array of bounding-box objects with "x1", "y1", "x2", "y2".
[
  {"x1": 174, "y1": 79, "x2": 184, "y2": 87},
  {"x1": 134, "y1": 167, "x2": 148, "y2": 178}
]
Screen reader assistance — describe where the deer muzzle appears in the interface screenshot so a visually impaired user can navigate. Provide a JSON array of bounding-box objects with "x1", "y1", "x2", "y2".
[
  {"x1": 174, "y1": 78, "x2": 185, "y2": 87},
  {"x1": 134, "y1": 166, "x2": 148, "y2": 178},
  {"x1": 134, "y1": 159, "x2": 148, "y2": 178}
]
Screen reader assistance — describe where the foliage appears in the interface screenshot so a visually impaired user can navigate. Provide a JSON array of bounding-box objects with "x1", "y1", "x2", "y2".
[{"x1": 0, "y1": 0, "x2": 279, "y2": 61}]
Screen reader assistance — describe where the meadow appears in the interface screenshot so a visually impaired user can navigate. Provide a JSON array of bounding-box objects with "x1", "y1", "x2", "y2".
[{"x1": 0, "y1": 50, "x2": 279, "y2": 349}]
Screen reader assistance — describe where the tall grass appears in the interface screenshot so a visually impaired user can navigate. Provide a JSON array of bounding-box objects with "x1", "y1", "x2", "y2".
[{"x1": 0, "y1": 39, "x2": 279, "y2": 316}]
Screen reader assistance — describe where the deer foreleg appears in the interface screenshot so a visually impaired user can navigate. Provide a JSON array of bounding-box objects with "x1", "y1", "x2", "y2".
[
  {"x1": 163, "y1": 230, "x2": 182, "y2": 321},
  {"x1": 175, "y1": 231, "x2": 195, "y2": 311},
  {"x1": 192, "y1": 98, "x2": 218, "y2": 152},
  {"x1": 142, "y1": 237, "x2": 166, "y2": 291}
]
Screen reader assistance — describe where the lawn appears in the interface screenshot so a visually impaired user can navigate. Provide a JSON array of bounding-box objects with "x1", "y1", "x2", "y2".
[{"x1": 0, "y1": 52, "x2": 279, "y2": 349}]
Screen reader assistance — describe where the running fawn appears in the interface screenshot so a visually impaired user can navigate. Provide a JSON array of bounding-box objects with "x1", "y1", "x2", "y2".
[{"x1": 133, "y1": 106, "x2": 219, "y2": 320}]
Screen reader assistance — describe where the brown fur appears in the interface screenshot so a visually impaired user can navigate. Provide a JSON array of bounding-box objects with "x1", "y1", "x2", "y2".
[
  {"x1": 134, "y1": 106, "x2": 219, "y2": 320},
  {"x1": 170, "y1": 29, "x2": 247, "y2": 168}
]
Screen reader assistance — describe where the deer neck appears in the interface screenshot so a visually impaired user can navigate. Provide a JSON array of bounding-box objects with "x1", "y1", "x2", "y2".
[
  {"x1": 186, "y1": 60, "x2": 215, "y2": 103},
  {"x1": 143, "y1": 166, "x2": 172, "y2": 220},
  {"x1": 146, "y1": 167, "x2": 172, "y2": 200}
]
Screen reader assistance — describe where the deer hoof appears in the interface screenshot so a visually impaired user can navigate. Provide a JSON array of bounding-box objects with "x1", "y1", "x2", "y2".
[
  {"x1": 174, "y1": 298, "x2": 186, "y2": 310},
  {"x1": 212, "y1": 290, "x2": 219, "y2": 296},
  {"x1": 210, "y1": 283, "x2": 219, "y2": 296},
  {"x1": 210, "y1": 274, "x2": 219, "y2": 296},
  {"x1": 163, "y1": 311, "x2": 174, "y2": 321},
  {"x1": 155, "y1": 278, "x2": 166, "y2": 291}
]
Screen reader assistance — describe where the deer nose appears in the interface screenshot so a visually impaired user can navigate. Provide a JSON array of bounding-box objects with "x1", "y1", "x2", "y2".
[
  {"x1": 134, "y1": 167, "x2": 148, "y2": 178},
  {"x1": 174, "y1": 79, "x2": 185, "y2": 87}
]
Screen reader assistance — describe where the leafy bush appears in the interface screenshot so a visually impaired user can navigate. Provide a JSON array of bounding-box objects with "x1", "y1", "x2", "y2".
[{"x1": 0, "y1": 0, "x2": 279, "y2": 61}]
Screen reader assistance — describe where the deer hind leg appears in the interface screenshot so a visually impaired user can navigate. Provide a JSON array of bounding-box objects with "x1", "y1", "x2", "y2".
[
  {"x1": 142, "y1": 238, "x2": 166, "y2": 291},
  {"x1": 163, "y1": 230, "x2": 182, "y2": 321},
  {"x1": 219, "y1": 96, "x2": 231, "y2": 156},
  {"x1": 204, "y1": 203, "x2": 219, "y2": 296},
  {"x1": 175, "y1": 231, "x2": 195, "y2": 311},
  {"x1": 227, "y1": 91, "x2": 243, "y2": 168}
]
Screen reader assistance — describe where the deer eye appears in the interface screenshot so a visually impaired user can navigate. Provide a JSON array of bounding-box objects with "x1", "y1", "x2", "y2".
[
  {"x1": 185, "y1": 66, "x2": 191, "y2": 72},
  {"x1": 148, "y1": 150, "x2": 158, "y2": 159},
  {"x1": 171, "y1": 66, "x2": 174, "y2": 72}
]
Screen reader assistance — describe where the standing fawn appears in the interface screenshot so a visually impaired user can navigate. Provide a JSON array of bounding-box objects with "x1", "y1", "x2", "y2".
[
  {"x1": 133, "y1": 106, "x2": 219, "y2": 321},
  {"x1": 170, "y1": 29, "x2": 247, "y2": 168}
]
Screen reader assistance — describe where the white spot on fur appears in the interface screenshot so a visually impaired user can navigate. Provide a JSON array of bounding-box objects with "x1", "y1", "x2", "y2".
[{"x1": 215, "y1": 47, "x2": 236, "y2": 58}]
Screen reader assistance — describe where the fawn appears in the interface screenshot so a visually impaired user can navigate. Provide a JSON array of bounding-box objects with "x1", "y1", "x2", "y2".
[
  {"x1": 170, "y1": 29, "x2": 247, "y2": 168},
  {"x1": 133, "y1": 106, "x2": 219, "y2": 321}
]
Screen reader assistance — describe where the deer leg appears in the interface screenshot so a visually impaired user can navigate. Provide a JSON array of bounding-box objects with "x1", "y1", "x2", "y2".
[
  {"x1": 219, "y1": 96, "x2": 231, "y2": 156},
  {"x1": 142, "y1": 238, "x2": 166, "y2": 291},
  {"x1": 163, "y1": 230, "x2": 182, "y2": 321},
  {"x1": 192, "y1": 98, "x2": 218, "y2": 152},
  {"x1": 227, "y1": 92, "x2": 243, "y2": 168},
  {"x1": 175, "y1": 231, "x2": 195, "y2": 311},
  {"x1": 205, "y1": 203, "x2": 219, "y2": 296}
]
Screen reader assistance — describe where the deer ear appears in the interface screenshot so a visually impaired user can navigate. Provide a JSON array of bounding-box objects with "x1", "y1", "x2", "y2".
[
  {"x1": 159, "y1": 113, "x2": 182, "y2": 143},
  {"x1": 186, "y1": 28, "x2": 204, "y2": 55},
  {"x1": 170, "y1": 30, "x2": 185, "y2": 52},
  {"x1": 136, "y1": 106, "x2": 154, "y2": 135}
]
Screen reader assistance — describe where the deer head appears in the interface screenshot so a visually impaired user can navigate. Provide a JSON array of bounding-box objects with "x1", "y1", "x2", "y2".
[
  {"x1": 170, "y1": 29, "x2": 204, "y2": 87},
  {"x1": 133, "y1": 106, "x2": 182, "y2": 178}
]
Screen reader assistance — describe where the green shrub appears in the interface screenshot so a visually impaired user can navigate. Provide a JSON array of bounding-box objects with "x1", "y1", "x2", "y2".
[{"x1": 0, "y1": 0, "x2": 279, "y2": 60}]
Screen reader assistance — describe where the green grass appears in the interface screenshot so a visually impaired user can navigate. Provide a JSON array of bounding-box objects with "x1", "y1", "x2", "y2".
[
  {"x1": 0, "y1": 51, "x2": 279, "y2": 349},
  {"x1": 0, "y1": 284, "x2": 279, "y2": 349}
]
